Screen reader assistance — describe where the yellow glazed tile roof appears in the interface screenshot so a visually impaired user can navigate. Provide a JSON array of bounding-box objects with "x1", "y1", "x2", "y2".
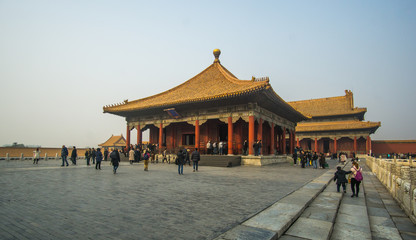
[
  {"x1": 288, "y1": 90, "x2": 366, "y2": 117},
  {"x1": 296, "y1": 120, "x2": 381, "y2": 132},
  {"x1": 103, "y1": 62, "x2": 270, "y2": 113},
  {"x1": 98, "y1": 135, "x2": 126, "y2": 147}
]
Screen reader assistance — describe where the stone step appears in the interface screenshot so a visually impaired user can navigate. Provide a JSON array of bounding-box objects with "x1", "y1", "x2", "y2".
[{"x1": 214, "y1": 166, "x2": 338, "y2": 239}]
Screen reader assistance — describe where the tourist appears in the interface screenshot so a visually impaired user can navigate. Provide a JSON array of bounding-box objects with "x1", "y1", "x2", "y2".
[
  {"x1": 219, "y1": 141, "x2": 223, "y2": 155},
  {"x1": 185, "y1": 149, "x2": 191, "y2": 166},
  {"x1": 243, "y1": 140, "x2": 248, "y2": 155},
  {"x1": 110, "y1": 148, "x2": 120, "y2": 174},
  {"x1": 213, "y1": 142, "x2": 218, "y2": 155},
  {"x1": 91, "y1": 148, "x2": 96, "y2": 165},
  {"x1": 71, "y1": 146, "x2": 77, "y2": 165},
  {"x1": 191, "y1": 148, "x2": 201, "y2": 172},
  {"x1": 292, "y1": 151, "x2": 297, "y2": 166},
  {"x1": 340, "y1": 153, "x2": 347, "y2": 165},
  {"x1": 85, "y1": 148, "x2": 91, "y2": 166},
  {"x1": 334, "y1": 166, "x2": 351, "y2": 193},
  {"x1": 257, "y1": 140, "x2": 262, "y2": 156},
  {"x1": 300, "y1": 151, "x2": 306, "y2": 168},
  {"x1": 253, "y1": 141, "x2": 259, "y2": 156},
  {"x1": 176, "y1": 149, "x2": 185, "y2": 175},
  {"x1": 33, "y1": 147, "x2": 41, "y2": 164},
  {"x1": 162, "y1": 148, "x2": 167, "y2": 163},
  {"x1": 319, "y1": 153, "x2": 326, "y2": 169},
  {"x1": 350, "y1": 162, "x2": 363, "y2": 197},
  {"x1": 104, "y1": 148, "x2": 109, "y2": 161},
  {"x1": 207, "y1": 141, "x2": 213, "y2": 155},
  {"x1": 312, "y1": 152, "x2": 318, "y2": 169},
  {"x1": 143, "y1": 149, "x2": 150, "y2": 171},
  {"x1": 129, "y1": 148, "x2": 134, "y2": 165},
  {"x1": 61, "y1": 145, "x2": 69, "y2": 167},
  {"x1": 95, "y1": 148, "x2": 103, "y2": 170}
]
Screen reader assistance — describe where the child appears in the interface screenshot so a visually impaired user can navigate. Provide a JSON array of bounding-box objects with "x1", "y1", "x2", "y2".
[{"x1": 334, "y1": 166, "x2": 351, "y2": 193}]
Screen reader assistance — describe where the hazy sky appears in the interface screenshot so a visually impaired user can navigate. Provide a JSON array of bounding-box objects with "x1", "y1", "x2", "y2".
[{"x1": 1, "y1": 1, "x2": 415, "y2": 148}]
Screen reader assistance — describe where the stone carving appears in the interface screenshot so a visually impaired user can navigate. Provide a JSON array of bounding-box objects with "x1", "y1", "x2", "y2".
[
  {"x1": 404, "y1": 182, "x2": 411, "y2": 194},
  {"x1": 396, "y1": 178, "x2": 403, "y2": 187}
]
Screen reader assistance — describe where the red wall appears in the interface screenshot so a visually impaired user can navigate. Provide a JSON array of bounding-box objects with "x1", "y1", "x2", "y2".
[{"x1": 372, "y1": 141, "x2": 416, "y2": 155}]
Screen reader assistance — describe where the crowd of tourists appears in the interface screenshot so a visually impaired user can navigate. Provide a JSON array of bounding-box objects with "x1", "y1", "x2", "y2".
[
  {"x1": 292, "y1": 146, "x2": 328, "y2": 169},
  {"x1": 206, "y1": 141, "x2": 228, "y2": 155}
]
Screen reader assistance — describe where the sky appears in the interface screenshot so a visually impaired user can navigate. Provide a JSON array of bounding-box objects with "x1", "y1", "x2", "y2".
[{"x1": 0, "y1": 0, "x2": 415, "y2": 148}]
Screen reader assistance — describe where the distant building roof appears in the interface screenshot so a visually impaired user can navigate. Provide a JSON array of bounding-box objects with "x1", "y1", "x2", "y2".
[
  {"x1": 288, "y1": 90, "x2": 366, "y2": 119},
  {"x1": 98, "y1": 135, "x2": 126, "y2": 147},
  {"x1": 296, "y1": 120, "x2": 381, "y2": 134}
]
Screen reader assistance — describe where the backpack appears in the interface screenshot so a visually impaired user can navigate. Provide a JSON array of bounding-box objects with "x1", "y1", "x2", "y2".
[
  {"x1": 354, "y1": 168, "x2": 363, "y2": 181},
  {"x1": 143, "y1": 153, "x2": 149, "y2": 160}
]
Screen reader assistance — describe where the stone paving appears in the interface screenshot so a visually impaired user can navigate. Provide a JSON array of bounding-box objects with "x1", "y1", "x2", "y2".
[{"x1": 0, "y1": 159, "x2": 338, "y2": 240}]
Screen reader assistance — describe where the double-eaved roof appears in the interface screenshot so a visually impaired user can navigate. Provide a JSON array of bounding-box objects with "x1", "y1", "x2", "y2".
[
  {"x1": 104, "y1": 50, "x2": 306, "y2": 123},
  {"x1": 288, "y1": 90, "x2": 380, "y2": 134}
]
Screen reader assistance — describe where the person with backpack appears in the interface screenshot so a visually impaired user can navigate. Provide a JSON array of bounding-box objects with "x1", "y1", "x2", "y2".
[
  {"x1": 143, "y1": 149, "x2": 150, "y2": 171},
  {"x1": 61, "y1": 145, "x2": 69, "y2": 167},
  {"x1": 110, "y1": 148, "x2": 120, "y2": 174},
  {"x1": 350, "y1": 161, "x2": 363, "y2": 197},
  {"x1": 334, "y1": 166, "x2": 352, "y2": 193}
]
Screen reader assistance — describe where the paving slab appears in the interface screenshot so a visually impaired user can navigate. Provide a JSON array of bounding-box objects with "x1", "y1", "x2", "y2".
[
  {"x1": 213, "y1": 225, "x2": 276, "y2": 240},
  {"x1": 285, "y1": 217, "x2": 333, "y2": 240},
  {"x1": 370, "y1": 225, "x2": 402, "y2": 240},
  {"x1": 392, "y1": 217, "x2": 416, "y2": 234},
  {"x1": 330, "y1": 221, "x2": 372, "y2": 240},
  {"x1": 242, "y1": 202, "x2": 302, "y2": 235}
]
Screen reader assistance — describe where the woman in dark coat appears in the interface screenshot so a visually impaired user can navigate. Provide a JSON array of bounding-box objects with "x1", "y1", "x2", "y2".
[
  {"x1": 110, "y1": 149, "x2": 120, "y2": 174},
  {"x1": 334, "y1": 166, "x2": 351, "y2": 193}
]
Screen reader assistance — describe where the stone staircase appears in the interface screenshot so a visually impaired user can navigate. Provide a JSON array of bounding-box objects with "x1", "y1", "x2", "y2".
[{"x1": 214, "y1": 160, "x2": 416, "y2": 240}]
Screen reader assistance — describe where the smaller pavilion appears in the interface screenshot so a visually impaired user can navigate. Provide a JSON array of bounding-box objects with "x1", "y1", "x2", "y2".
[
  {"x1": 98, "y1": 135, "x2": 126, "y2": 150},
  {"x1": 103, "y1": 49, "x2": 307, "y2": 156},
  {"x1": 288, "y1": 90, "x2": 381, "y2": 156}
]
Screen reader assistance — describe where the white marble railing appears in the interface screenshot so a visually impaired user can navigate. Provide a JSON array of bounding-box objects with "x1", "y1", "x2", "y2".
[{"x1": 364, "y1": 155, "x2": 416, "y2": 223}]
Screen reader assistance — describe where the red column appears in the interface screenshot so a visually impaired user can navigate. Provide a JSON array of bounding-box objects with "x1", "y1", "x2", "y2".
[
  {"x1": 195, "y1": 120, "x2": 200, "y2": 149},
  {"x1": 248, "y1": 116, "x2": 255, "y2": 155},
  {"x1": 137, "y1": 124, "x2": 142, "y2": 146},
  {"x1": 282, "y1": 128, "x2": 286, "y2": 154},
  {"x1": 257, "y1": 118, "x2": 263, "y2": 155},
  {"x1": 334, "y1": 137, "x2": 337, "y2": 153},
  {"x1": 270, "y1": 123, "x2": 275, "y2": 155},
  {"x1": 228, "y1": 117, "x2": 233, "y2": 155},
  {"x1": 126, "y1": 125, "x2": 131, "y2": 150},
  {"x1": 289, "y1": 131, "x2": 294, "y2": 154},
  {"x1": 366, "y1": 136, "x2": 371, "y2": 154},
  {"x1": 159, "y1": 123, "x2": 163, "y2": 150},
  {"x1": 314, "y1": 138, "x2": 318, "y2": 152},
  {"x1": 296, "y1": 137, "x2": 300, "y2": 147},
  {"x1": 354, "y1": 136, "x2": 357, "y2": 153}
]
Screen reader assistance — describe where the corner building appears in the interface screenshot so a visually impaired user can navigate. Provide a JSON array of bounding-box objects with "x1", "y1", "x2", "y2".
[{"x1": 103, "y1": 49, "x2": 306, "y2": 155}]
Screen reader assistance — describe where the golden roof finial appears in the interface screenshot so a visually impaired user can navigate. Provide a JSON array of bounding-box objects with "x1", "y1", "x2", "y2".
[{"x1": 213, "y1": 49, "x2": 221, "y2": 63}]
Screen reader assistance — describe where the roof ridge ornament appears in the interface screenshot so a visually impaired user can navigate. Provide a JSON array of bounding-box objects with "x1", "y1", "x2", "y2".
[{"x1": 213, "y1": 49, "x2": 221, "y2": 63}]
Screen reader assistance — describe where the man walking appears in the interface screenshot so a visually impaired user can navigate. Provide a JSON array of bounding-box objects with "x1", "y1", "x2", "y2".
[
  {"x1": 191, "y1": 148, "x2": 201, "y2": 172},
  {"x1": 61, "y1": 145, "x2": 69, "y2": 166}
]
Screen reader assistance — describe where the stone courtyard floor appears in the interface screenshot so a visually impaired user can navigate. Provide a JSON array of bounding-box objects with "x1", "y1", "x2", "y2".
[{"x1": 0, "y1": 158, "x2": 338, "y2": 240}]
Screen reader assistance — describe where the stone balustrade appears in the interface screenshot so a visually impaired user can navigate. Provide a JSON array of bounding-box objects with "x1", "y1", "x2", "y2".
[{"x1": 364, "y1": 155, "x2": 416, "y2": 223}]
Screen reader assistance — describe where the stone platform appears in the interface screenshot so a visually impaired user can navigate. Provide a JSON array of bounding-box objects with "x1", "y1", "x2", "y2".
[{"x1": 241, "y1": 155, "x2": 292, "y2": 166}]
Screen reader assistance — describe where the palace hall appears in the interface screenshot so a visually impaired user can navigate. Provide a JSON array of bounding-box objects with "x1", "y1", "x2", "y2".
[
  {"x1": 288, "y1": 90, "x2": 381, "y2": 156},
  {"x1": 103, "y1": 49, "x2": 307, "y2": 156}
]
